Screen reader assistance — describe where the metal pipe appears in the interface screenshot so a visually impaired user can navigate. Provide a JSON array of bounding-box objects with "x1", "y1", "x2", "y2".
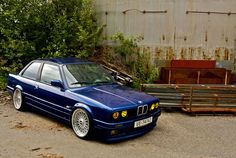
[
  {"x1": 225, "y1": 71, "x2": 228, "y2": 85},
  {"x1": 186, "y1": 10, "x2": 236, "y2": 16},
  {"x1": 168, "y1": 70, "x2": 172, "y2": 84},
  {"x1": 123, "y1": 9, "x2": 167, "y2": 14},
  {"x1": 197, "y1": 71, "x2": 200, "y2": 84}
]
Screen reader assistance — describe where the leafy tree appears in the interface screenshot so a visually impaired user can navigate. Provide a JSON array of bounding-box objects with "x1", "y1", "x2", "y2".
[{"x1": 0, "y1": 0, "x2": 102, "y2": 74}]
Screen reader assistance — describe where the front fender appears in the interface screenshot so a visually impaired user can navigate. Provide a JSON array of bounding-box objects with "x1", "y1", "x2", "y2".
[{"x1": 72, "y1": 103, "x2": 94, "y2": 119}]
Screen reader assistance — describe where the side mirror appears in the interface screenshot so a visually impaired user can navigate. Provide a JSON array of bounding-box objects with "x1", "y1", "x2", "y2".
[{"x1": 51, "y1": 80, "x2": 64, "y2": 89}]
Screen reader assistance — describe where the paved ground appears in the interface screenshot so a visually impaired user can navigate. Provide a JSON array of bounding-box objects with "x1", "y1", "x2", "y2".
[{"x1": 0, "y1": 97, "x2": 236, "y2": 158}]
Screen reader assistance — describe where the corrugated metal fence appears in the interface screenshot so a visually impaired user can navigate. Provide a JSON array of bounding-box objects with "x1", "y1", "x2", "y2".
[{"x1": 95, "y1": 0, "x2": 236, "y2": 68}]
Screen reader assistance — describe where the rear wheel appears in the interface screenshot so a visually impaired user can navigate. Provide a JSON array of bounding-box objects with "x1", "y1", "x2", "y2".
[
  {"x1": 13, "y1": 88, "x2": 24, "y2": 110},
  {"x1": 71, "y1": 108, "x2": 92, "y2": 139}
]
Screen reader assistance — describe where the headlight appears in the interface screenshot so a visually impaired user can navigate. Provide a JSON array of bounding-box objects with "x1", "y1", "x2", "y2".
[
  {"x1": 155, "y1": 102, "x2": 159, "y2": 108},
  {"x1": 150, "y1": 104, "x2": 155, "y2": 110},
  {"x1": 121, "y1": 110, "x2": 127, "y2": 117},
  {"x1": 113, "y1": 112, "x2": 119, "y2": 119}
]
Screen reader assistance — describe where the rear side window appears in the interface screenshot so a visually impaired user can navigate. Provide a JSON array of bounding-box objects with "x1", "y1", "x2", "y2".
[
  {"x1": 40, "y1": 64, "x2": 61, "y2": 84},
  {"x1": 22, "y1": 62, "x2": 41, "y2": 80}
]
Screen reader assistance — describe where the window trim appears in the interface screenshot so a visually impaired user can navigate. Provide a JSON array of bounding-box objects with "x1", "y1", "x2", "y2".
[
  {"x1": 39, "y1": 63, "x2": 62, "y2": 86},
  {"x1": 21, "y1": 61, "x2": 42, "y2": 81}
]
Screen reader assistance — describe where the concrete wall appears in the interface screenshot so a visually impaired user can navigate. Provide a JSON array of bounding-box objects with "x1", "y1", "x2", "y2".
[{"x1": 95, "y1": 0, "x2": 236, "y2": 69}]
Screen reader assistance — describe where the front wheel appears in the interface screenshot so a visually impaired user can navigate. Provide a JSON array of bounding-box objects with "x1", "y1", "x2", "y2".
[
  {"x1": 71, "y1": 108, "x2": 92, "y2": 139},
  {"x1": 13, "y1": 88, "x2": 25, "y2": 111}
]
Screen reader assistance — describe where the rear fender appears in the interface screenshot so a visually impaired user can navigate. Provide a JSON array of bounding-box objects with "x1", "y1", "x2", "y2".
[{"x1": 15, "y1": 85, "x2": 23, "y2": 91}]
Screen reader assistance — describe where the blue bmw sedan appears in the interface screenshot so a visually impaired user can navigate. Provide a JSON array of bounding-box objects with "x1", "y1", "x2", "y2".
[{"x1": 7, "y1": 58, "x2": 161, "y2": 141}]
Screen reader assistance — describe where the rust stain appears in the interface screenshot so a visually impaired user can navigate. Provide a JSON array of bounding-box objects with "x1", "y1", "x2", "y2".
[
  {"x1": 165, "y1": 47, "x2": 175, "y2": 60},
  {"x1": 197, "y1": 47, "x2": 203, "y2": 58},
  {"x1": 213, "y1": 47, "x2": 232, "y2": 60},
  {"x1": 166, "y1": 47, "x2": 175, "y2": 60},
  {"x1": 230, "y1": 54, "x2": 233, "y2": 60},
  {"x1": 180, "y1": 48, "x2": 187, "y2": 59},
  {"x1": 184, "y1": 36, "x2": 187, "y2": 41},
  {"x1": 162, "y1": 35, "x2": 165, "y2": 41},
  {"x1": 196, "y1": 47, "x2": 201, "y2": 59},
  {"x1": 225, "y1": 37, "x2": 228, "y2": 43},
  {"x1": 202, "y1": 50, "x2": 207, "y2": 59},
  {"x1": 155, "y1": 47, "x2": 163, "y2": 60},
  {"x1": 188, "y1": 48, "x2": 194, "y2": 60},
  {"x1": 224, "y1": 48, "x2": 229, "y2": 60},
  {"x1": 229, "y1": 48, "x2": 233, "y2": 60},
  {"x1": 214, "y1": 48, "x2": 221, "y2": 60},
  {"x1": 205, "y1": 32, "x2": 208, "y2": 42},
  {"x1": 154, "y1": 47, "x2": 175, "y2": 60},
  {"x1": 103, "y1": 44, "x2": 233, "y2": 61}
]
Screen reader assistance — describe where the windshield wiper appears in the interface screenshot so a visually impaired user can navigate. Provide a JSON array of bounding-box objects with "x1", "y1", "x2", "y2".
[
  {"x1": 71, "y1": 81, "x2": 94, "y2": 85},
  {"x1": 93, "y1": 81, "x2": 115, "y2": 85},
  {"x1": 71, "y1": 80, "x2": 115, "y2": 86}
]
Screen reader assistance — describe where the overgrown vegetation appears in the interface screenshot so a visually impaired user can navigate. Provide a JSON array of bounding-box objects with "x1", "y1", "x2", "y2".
[
  {"x1": 111, "y1": 33, "x2": 159, "y2": 88},
  {"x1": 0, "y1": 1, "x2": 158, "y2": 90},
  {"x1": 0, "y1": 75, "x2": 7, "y2": 91},
  {"x1": 0, "y1": 0, "x2": 102, "y2": 90}
]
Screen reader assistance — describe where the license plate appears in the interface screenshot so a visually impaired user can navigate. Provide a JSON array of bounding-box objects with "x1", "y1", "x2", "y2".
[{"x1": 134, "y1": 117, "x2": 153, "y2": 128}]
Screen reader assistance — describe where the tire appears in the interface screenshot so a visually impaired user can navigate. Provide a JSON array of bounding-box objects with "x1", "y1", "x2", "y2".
[
  {"x1": 13, "y1": 88, "x2": 25, "y2": 111},
  {"x1": 71, "y1": 108, "x2": 92, "y2": 139}
]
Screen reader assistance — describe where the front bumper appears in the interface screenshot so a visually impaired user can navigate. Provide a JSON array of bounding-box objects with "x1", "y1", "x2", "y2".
[{"x1": 93, "y1": 108, "x2": 161, "y2": 142}]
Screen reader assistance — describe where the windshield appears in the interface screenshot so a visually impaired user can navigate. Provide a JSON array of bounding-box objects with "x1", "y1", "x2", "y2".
[{"x1": 63, "y1": 63, "x2": 116, "y2": 88}]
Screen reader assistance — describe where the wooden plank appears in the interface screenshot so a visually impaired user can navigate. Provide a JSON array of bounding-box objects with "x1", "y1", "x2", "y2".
[
  {"x1": 142, "y1": 84, "x2": 236, "y2": 113},
  {"x1": 182, "y1": 107, "x2": 236, "y2": 113}
]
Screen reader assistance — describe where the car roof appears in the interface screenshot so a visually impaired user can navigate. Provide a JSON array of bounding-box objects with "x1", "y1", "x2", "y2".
[{"x1": 37, "y1": 57, "x2": 94, "y2": 65}]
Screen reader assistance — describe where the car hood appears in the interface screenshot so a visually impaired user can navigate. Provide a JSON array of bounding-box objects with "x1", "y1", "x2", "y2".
[{"x1": 70, "y1": 84, "x2": 157, "y2": 109}]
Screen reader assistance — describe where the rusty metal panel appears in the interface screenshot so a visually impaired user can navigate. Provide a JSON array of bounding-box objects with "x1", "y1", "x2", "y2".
[
  {"x1": 142, "y1": 84, "x2": 236, "y2": 112},
  {"x1": 95, "y1": 0, "x2": 236, "y2": 68}
]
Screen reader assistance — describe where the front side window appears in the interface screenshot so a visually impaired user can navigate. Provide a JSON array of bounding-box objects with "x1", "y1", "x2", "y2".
[
  {"x1": 22, "y1": 62, "x2": 41, "y2": 80},
  {"x1": 40, "y1": 64, "x2": 61, "y2": 84},
  {"x1": 63, "y1": 63, "x2": 115, "y2": 88}
]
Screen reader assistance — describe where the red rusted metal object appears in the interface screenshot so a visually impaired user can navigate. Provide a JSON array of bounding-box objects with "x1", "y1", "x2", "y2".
[
  {"x1": 160, "y1": 60, "x2": 232, "y2": 84},
  {"x1": 171, "y1": 60, "x2": 216, "y2": 69}
]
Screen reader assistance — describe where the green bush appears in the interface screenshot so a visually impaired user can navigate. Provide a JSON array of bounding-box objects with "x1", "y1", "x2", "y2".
[
  {"x1": 0, "y1": 75, "x2": 7, "y2": 90},
  {"x1": 0, "y1": 0, "x2": 102, "y2": 88},
  {"x1": 111, "y1": 32, "x2": 142, "y2": 57},
  {"x1": 111, "y1": 33, "x2": 159, "y2": 88},
  {"x1": 0, "y1": 0, "x2": 102, "y2": 71}
]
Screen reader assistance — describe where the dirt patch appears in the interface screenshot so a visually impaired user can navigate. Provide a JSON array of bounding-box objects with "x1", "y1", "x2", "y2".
[
  {"x1": 38, "y1": 153, "x2": 63, "y2": 158},
  {"x1": 11, "y1": 122, "x2": 29, "y2": 129},
  {"x1": 0, "y1": 91, "x2": 11, "y2": 105}
]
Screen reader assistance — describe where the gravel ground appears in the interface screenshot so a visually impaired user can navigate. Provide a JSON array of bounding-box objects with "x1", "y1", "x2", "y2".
[{"x1": 0, "y1": 95, "x2": 236, "y2": 158}]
